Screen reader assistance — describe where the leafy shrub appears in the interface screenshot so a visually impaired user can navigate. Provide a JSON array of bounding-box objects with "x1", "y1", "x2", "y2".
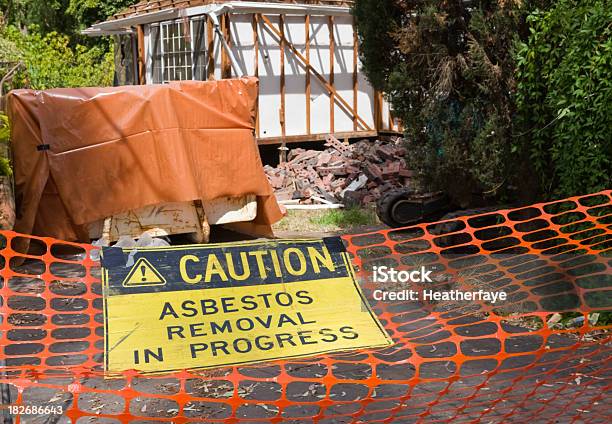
[
  {"x1": 0, "y1": 114, "x2": 12, "y2": 177},
  {"x1": 4, "y1": 25, "x2": 113, "y2": 89},
  {"x1": 353, "y1": 0, "x2": 532, "y2": 206},
  {"x1": 515, "y1": 0, "x2": 612, "y2": 198}
]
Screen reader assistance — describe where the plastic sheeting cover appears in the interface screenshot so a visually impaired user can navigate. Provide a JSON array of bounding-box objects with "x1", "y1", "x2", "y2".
[{"x1": 7, "y1": 77, "x2": 283, "y2": 243}]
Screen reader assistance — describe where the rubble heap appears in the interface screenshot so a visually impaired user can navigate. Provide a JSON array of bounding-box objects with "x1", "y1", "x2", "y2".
[{"x1": 264, "y1": 135, "x2": 414, "y2": 206}]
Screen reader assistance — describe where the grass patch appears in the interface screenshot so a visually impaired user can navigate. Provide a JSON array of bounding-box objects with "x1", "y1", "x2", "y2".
[
  {"x1": 273, "y1": 206, "x2": 380, "y2": 235},
  {"x1": 308, "y1": 207, "x2": 378, "y2": 228}
]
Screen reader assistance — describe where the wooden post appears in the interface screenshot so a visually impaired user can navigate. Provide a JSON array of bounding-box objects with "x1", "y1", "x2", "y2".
[
  {"x1": 329, "y1": 16, "x2": 335, "y2": 134},
  {"x1": 137, "y1": 25, "x2": 146, "y2": 84},
  {"x1": 280, "y1": 15, "x2": 286, "y2": 139},
  {"x1": 353, "y1": 23, "x2": 359, "y2": 132},
  {"x1": 207, "y1": 19, "x2": 215, "y2": 80},
  {"x1": 193, "y1": 200, "x2": 210, "y2": 244},
  {"x1": 305, "y1": 14, "x2": 311, "y2": 135},
  {"x1": 221, "y1": 14, "x2": 232, "y2": 78},
  {"x1": 253, "y1": 14, "x2": 260, "y2": 137},
  {"x1": 279, "y1": 15, "x2": 287, "y2": 163},
  {"x1": 374, "y1": 90, "x2": 383, "y2": 131},
  {"x1": 259, "y1": 15, "x2": 371, "y2": 131}
]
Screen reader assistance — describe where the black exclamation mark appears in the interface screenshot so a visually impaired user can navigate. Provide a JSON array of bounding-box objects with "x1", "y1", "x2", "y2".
[{"x1": 141, "y1": 265, "x2": 147, "y2": 282}]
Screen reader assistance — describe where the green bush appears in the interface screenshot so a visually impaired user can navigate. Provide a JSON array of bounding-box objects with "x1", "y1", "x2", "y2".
[
  {"x1": 515, "y1": 0, "x2": 612, "y2": 198},
  {"x1": 353, "y1": 1, "x2": 534, "y2": 206},
  {"x1": 4, "y1": 25, "x2": 114, "y2": 89},
  {"x1": 0, "y1": 114, "x2": 12, "y2": 177},
  {"x1": 354, "y1": 0, "x2": 609, "y2": 204}
]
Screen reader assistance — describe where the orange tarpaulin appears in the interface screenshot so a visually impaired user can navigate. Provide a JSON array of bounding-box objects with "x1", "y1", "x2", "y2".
[{"x1": 7, "y1": 77, "x2": 282, "y2": 242}]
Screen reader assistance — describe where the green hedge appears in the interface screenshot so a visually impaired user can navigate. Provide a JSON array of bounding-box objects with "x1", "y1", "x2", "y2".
[
  {"x1": 353, "y1": 0, "x2": 525, "y2": 206},
  {"x1": 515, "y1": 0, "x2": 612, "y2": 198},
  {"x1": 354, "y1": 0, "x2": 609, "y2": 203}
]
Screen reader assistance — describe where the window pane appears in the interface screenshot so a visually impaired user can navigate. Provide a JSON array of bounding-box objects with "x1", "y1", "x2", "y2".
[
  {"x1": 150, "y1": 26, "x2": 162, "y2": 84},
  {"x1": 155, "y1": 20, "x2": 199, "y2": 83},
  {"x1": 193, "y1": 18, "x2": 206, "y2": 80}
]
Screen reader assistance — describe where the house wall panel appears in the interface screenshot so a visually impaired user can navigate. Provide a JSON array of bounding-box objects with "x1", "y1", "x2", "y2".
[
  {"x1": 357, "y1": 64, "x2": 375, "y2": 131},
  {"x1": 308, "y1": 15, "x2": 331, "y2": 136},
  {"x1": 257, "y1": 15, "x2": 283, "y2": 138},
  {"x1": 283, "y1": 15, "x2": 308, "y2": 137},
  {"x1": 141, "y1": 9, "x2": 396, "y2": 142},
  {"x1": 332, "y1": 15, "x2": 357, "y2": 133},
  {"x1": 229, "y1": 14, "x2": 256, "y2": 77}
]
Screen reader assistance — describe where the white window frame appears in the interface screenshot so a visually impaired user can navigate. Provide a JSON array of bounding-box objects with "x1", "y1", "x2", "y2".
[{"x1": 145, "y1": 16, "x2": 207, "y2": 84}]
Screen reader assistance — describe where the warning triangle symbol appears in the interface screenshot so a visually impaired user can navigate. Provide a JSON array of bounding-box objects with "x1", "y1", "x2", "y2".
[{"x1": 122, "y1": 258, "x2": 167, "y2": 287}]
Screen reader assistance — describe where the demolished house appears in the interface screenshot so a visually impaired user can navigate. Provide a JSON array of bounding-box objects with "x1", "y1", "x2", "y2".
[{"x1": 84, "y1": 0, "x2": 400, "y2": 145}]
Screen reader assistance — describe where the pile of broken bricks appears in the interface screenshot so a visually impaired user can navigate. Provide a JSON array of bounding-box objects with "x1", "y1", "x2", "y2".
[{"x1": 264, "y1": 135, "x2": 414, "y2": 208}]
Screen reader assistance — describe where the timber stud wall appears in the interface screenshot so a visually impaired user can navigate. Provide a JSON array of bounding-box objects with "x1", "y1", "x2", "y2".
[
  {"x1": 129, "y1": 1, "x2": 397, "y2": 144},
  {"x1": 243, "y1": 12, "x2": 385, "y2": 143}
]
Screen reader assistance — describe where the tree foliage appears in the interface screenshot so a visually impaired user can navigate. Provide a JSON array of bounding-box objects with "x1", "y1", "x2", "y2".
[
  {"x1": 353, "y1": 1, "x2": 612, "y2": 206},
  {"x1": 67, "y1": 0, "x2": 137, "y2": 32},
  {"x1": 0, "y1": 0, "x2": 74, "y2": 34},
  {"x1": 350, "y1": 0, "x2": 402, "y2": 92},
  {"x1": 0, "y1": 0, "x2": 138, "y2": 90},
  {"x1": 515, "y1": 0, "x2": 612, "y2": 198},
  {"x1": 2, "y1": 25, "x2": 113, "y2": 90},
  {"x1": 0, "y1": 0, "x2": 136, "y2": 36},
  {"x1": 354, "y1": 0, "x2": 539, "y2": 206}
]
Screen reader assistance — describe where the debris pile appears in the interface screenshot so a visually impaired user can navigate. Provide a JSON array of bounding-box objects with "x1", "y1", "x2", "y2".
[{"x1": 264, "y1": 135, "x2": 413, "y2": 206}]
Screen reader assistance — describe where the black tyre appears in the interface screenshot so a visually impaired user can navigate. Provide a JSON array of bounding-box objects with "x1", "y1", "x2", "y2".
[{"x1": 376, "y1": 188, "x2": 418, "y2": 228}]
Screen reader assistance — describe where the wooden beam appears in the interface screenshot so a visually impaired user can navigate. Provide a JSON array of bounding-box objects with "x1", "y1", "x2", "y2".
[
  {"x1": 258, "y1": 130, "x2": 379, "y2": 146},
  {"x1": 207, "y1": 18, "x2": 215, "y2": 80},
  {"x1": 221, "y1": 14, "x2": 232, "y2": 78},
  {"x1": 378, "y1": 91, "x2": 384, "y2": 130},
  {"x1": 259, "y1": 14, "x2": 372, "y2": 131},
  {"x1": 253, "y1": 14, "x2": 260, "y2": 137},
  {"x1": 253, "y1": 15, "x2": 259, "y2": 77},
  {"x1": 137, "y1": 25, "x2": 146, "y2": 84},
  {"x1": 305, "y1": 14, "x2": 311, "y2": 135},
  {"x1": 353, "y1": 22, "x2": 359, "y2": 131},
  {"x1": 374, "y1": 90, "x2": 383, "y2": 131},
  {"x1": 280, "y1": 14, "x2": 286, "y2": 138},
  {"x1": 329, "y1": 16, "x2": 335, "y2": 133}
]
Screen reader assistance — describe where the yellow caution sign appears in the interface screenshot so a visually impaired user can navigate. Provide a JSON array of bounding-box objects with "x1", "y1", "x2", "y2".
[
  {"x1": 122, "y1": 258, "x2": 166, "y2": 287},
  {"x1": 101, "y1": 238, "x2": 392, "y2": 374}
]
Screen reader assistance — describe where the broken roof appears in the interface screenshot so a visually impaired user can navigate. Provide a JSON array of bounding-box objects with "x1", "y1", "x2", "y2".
[
  {"x1": 112, "y1": 0, "x2": 354, "y2": 21},
  {"x1": 83, "y1": 0, "x2": 354, "y2": 36}
]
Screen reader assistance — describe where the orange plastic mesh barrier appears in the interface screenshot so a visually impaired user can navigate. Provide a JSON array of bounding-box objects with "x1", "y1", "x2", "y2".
[{"x1": 1, "y1": 191, "x2": 610, "y2": 423}]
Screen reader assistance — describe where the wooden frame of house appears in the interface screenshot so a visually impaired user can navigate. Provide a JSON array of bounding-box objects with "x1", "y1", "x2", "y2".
[{"x1": 85, "y1": 0, "x2": 400, "y2": 145}]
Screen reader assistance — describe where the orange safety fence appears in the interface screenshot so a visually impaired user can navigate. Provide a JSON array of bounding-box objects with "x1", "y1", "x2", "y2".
[{"x1": 1, "y1": 190, "x2": 611, "y2": 423}]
